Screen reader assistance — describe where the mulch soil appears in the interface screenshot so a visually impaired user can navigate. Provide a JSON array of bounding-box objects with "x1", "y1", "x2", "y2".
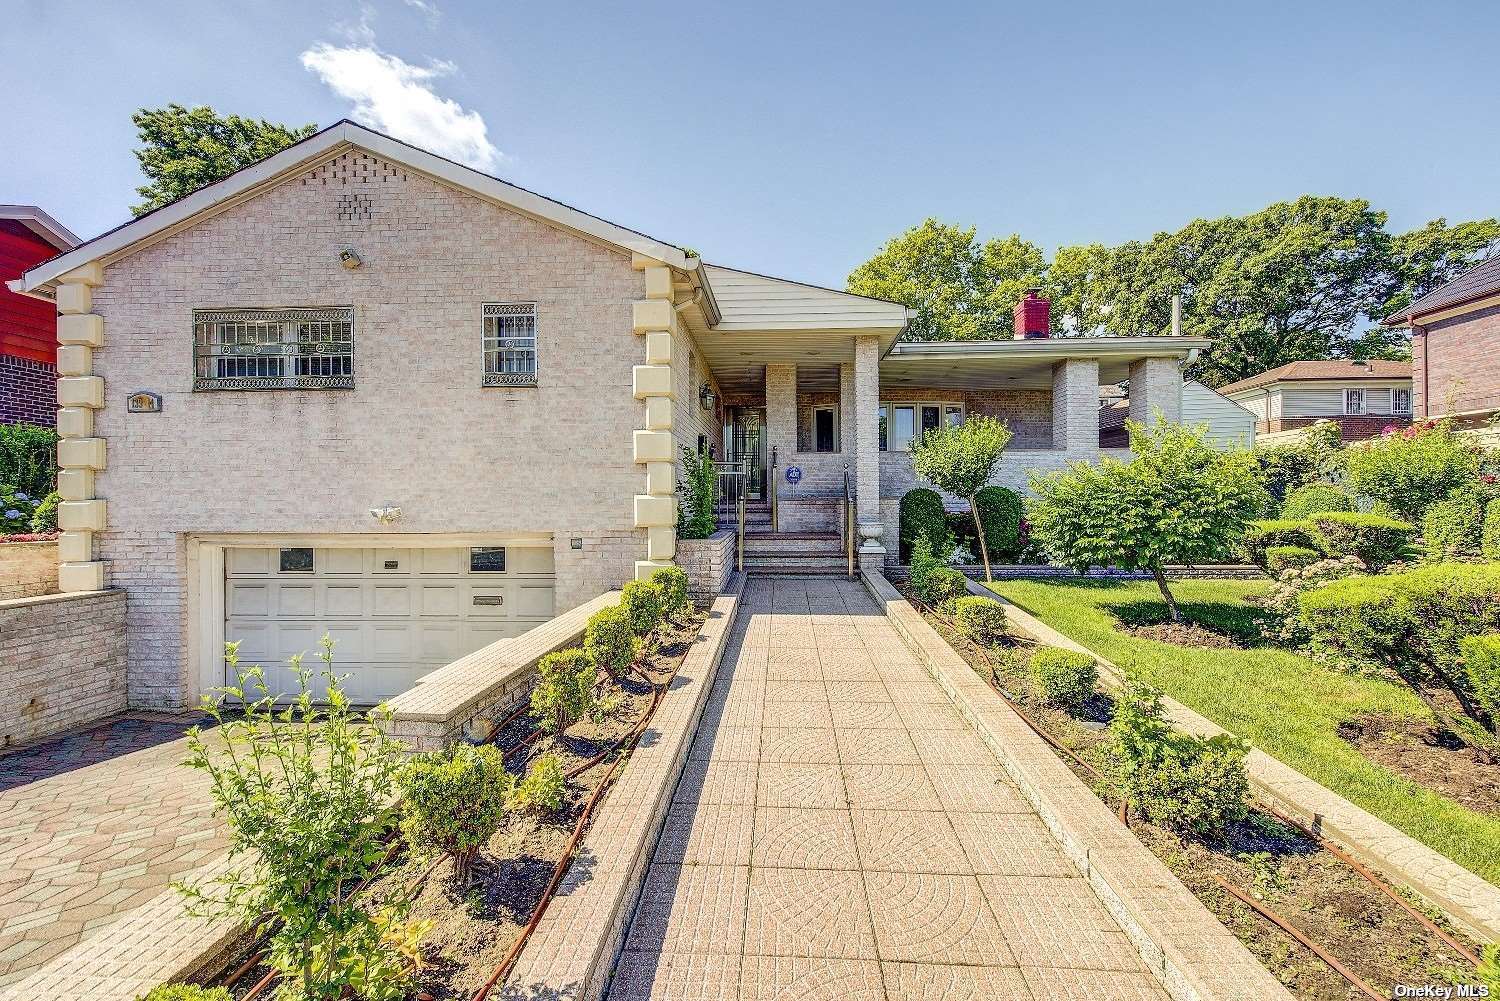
[
  {"x1": 905, "y1": 588, "x2": 1488, "y2": 1001},
  {"x1": 1338, "y1": 711, "x2": 1500, "y2": 816},
  {"x1": 220, "y1": 611, "x2": 706, "y2": 1001},
  {"x1": 1118, "y1": 621, "x2": 1243, "y2": 649}
]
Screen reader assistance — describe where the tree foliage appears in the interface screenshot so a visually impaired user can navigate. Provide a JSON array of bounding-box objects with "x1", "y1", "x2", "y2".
[
  {"x1": 1026, "y1": 422, "x2": 1263, "y2": 620},
  {"x1": 131, "y1": 104, "x2": 317, "y2": 216},
  {"x1": 1342, "y1": 421, "x2": 1482, "y2": 523},
  {"x1": 909, "y1": 416, "x2": 1013, "y2": 578}
]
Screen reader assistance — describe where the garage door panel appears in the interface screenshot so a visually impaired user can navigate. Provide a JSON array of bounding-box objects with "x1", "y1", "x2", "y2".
[
  {"x1": 322, "y1": 549, "x2": 365, "y2": 575},
  {"x1": 324, "y1": 584, "x2": 365, "y2": 617},
  {"x1": 370, "y1": 626, "x2": 414, "y2": 660},
  {"x1": 464, "y1": 582, "x2": 512, "y2": 618},
  {"x1": 420, "y1": 585, "x2": 461, "y2": 616},
  {"x1": 277, "y1": 585, "x2": 317, "y2": 617},
  {"x1": 227, "y1": 582, "x2": 270, "y2": 617},
  {"x1": 418, "y1": 548, "x2": 465, "y2": 574},
  {"x1": 227, "y1": 549, "x2": 272, "y2": 575},
  {"x1": 371, "y1": 585, "x2": 411, "y2": 616},
  {"x1": 507, "y1": 547, "x2": 555, "y2": 574},
  {"x1": 514, "y1": 583, "x2": 556, "y2": 618},
  {"x1": 417, "y1": 622, "x2": 463, "y2": 662}
]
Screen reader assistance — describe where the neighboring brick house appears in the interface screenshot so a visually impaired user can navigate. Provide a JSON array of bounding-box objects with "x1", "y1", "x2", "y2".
[
  {"x1": 1219, "y1": 360, "x2": 1412, "y2": 443},
  {"x1": 1, "y1": 205, "x2": 78, "y2": 425},
  {"x1": 1384, "y1": 252, "x2": 1500, "y2": 439},
  {"x1": 9, "y1": 121, "x2": 1201, "y2": 708}
]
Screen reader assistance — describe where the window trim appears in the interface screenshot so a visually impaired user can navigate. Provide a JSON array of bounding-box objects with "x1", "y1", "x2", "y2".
[
  {"x1": 811, "y1": 404, "x2": 838, "y2": 453},
  {"x1": 1393, "y1": 387, "x2": 1411, "y2": 414},
  {"x1": 481, "y1": 302, "x2": 539, "y2": 388},
  {"x1": 1344, "y1": 388, "x2": 1365, "y2": 415},
  {"x1": 192, "y1": 306, "x2": 355, "y2": 392},
  {"x1": 879, "y1": 401, "x2": 965, "y2": 451}
]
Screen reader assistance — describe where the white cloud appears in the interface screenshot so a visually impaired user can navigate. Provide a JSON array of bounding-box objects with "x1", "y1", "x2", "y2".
[
  {"x1": 301, "y1": 39, "x2": 500, "y2": 172},
  {"x1": 402, "y1": 0, "x2": 441, "y2": 22}
]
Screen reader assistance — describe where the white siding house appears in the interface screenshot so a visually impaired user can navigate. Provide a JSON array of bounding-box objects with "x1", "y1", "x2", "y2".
[{"x1": 1183, "y1": 381, "x2": 1256, "y2": 447}]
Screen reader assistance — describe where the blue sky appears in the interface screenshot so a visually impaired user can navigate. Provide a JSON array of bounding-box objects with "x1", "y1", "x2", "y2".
[{"x1": 3, "y1": 0, "x2": 1496, "y2": 288}]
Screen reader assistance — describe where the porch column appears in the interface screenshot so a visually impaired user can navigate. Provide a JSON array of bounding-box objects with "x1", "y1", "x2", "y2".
[
  {"x1": 55, "y1": 262, "x2": 109, "y2": 593},
  {"x1": 854, "y1": 335, "x2": 883, "y2": 560},
  {"x1": 1128, "y1": 357, "x2": 1183, "y2": 428},
  {"x1": 1051, "y1": 358, "x2": 1100, "y2": 455},
  {"x1": 765, "y1": 363, "x2": 797, "y2": 477}
]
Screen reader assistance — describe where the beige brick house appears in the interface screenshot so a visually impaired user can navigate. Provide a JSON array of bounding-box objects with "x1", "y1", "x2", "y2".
[{"x1": 12, "y1": 122, "x2": 1202, "y2": 707}]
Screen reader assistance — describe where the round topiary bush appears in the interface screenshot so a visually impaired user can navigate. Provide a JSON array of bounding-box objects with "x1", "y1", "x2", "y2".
[
  {"x1": 584, "y1": 603, "x2": 639, "y2": 677},
  {"x1": 1307, "y1": 511, "x2": 1415, "y2": 569},
  {"x1": 951, "y1": 596, "x2": 1007, "y2": 646},
  {"x1": 1028, "y1": 647, "x2": 1097, "y2": 712},
  {"x1": 620, "y1": 579, "x2": 664, "y2": 636},
  {"x1": 650, "y1": 565, "x2": 691, "y2": 620},
  {"x1": 1423, "y1": 493, "x2": 1482, "y2": 560},
  {"x1": 1264, "y1": 545, "x2": 1322, "y2": 575},
  {"x1": 396, "y1": 743, "x2": 513, "y2": 884},
  {"x1": 1280, "y1": 483, "x2": 1353, "y2": 520},
  {"x1": 899, "y1": 488, "x2": 948, "y2": 563},
  {"x1": 29, "y1": 491, "x2": 59, "y2": 534},
  {"x1": 974, "y1": 485, "x2": 1023, "y2": 562}
]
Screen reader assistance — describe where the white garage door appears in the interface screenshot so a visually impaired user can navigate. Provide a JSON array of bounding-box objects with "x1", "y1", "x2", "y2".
[{"x1": 225, "y1": 545, "x2": 556, "y2": 703}]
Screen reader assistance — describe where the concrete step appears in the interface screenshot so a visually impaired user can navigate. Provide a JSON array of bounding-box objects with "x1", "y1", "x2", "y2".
[{"x1": 743, "y1": 555, "x2": 852, "y2": 573}]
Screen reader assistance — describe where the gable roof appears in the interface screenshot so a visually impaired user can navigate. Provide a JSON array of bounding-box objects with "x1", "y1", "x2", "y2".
[
  {"x1": 1219, "y1": 359, "x2": 1411, "y2": 396},
  {"x1": 14, "y1": 120, "x2": 691, "y2": 294},
  {"x1": 1384, "y1": 252, "x2": 1500, "y2": 325},
  {"x1": 0, "y1": 205, "x2": 78, "y2": 252}
]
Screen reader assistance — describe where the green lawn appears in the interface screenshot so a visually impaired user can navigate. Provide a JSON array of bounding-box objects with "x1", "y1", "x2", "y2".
[{"x1": 987, "y1": 577, "x2": 1500, "y2": 886}]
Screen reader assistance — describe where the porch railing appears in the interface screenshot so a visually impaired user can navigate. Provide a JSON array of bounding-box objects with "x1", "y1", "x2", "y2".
[
  {"x1": 842, "y1": 463, "x2": 856, "y2": 578},
  {"x1": 715, "y1": 461, "x2": 747, "y2": 527},
  {"x1": 769, "y1": 446, "x2": 779, "y2": 533}
]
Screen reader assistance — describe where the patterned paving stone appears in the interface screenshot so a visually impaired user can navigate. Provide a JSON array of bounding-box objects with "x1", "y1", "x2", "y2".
[
  {"x1": 863, "y1": 870, "x2": 1014, "y2": 966},
  {"x1": 840, "y1": 764, "x2": 944, "y2": 811},
  {"x1": 924, "y1": 764, "x2": 1032, "y2": 814},
  {"x1": 751, "y1": 808, "x2": 859, "y2": 870},
  {"x1": 611, "y1": 950, "x2": 743, "y2": 1000},
  {"x1": 756, "y1": 763, "x2": 846, "y2": 810},
  {"x1": 761, "y1": 701, "x2": 834, "y2": 729},
  {"x1": 764, "y1": 681, "x2": 827, "y2": 704},
  {"x1": 744, "y1": 868, "x2": 876, "y2": 959},
  {"x1": 825, "y1": 700, "x2": 904, "y2": 730},
  {"x1": 1018, "y1": 967, "x2": 1168, "y2": 999},
  {"x1": 822, "y1": 681, "x2": 893, "y2": 704},
  {"x1": 913, "y1": 729, "x2": 997, "y2": 765},
  {"x1": 654, "y1": 804, "x2": 755, "y2": 867},
  {"x1": 881, "y1": 681, "x2": 953, "y2": 705},
  {"x1": 979, "y1": 875, "x2": 1147, "y2": 972},
  {"x1": 835, "y1": 727, "x2": 921, "y2": 766},
  {"x1": 948, "y1": 814, "x2": 1074, "y2": 877},
  {"x1": 759, "y1": 728, "x2": 838, "y2": 765},
  {"x1": 691, "y1": 725, "x2": 762, "y2": 763},
  {"x1": 738, "y1": 956, "x2": 886, "y2": 1001},
  {"x1": 881, "y1": 961, "x2": 1032, "y2": 1000},
  {"x1": 850, "y1": 810, "x2": 971, "y2": 874},
  {"x1": 892, "y1": 700, "x2": 969, "y2": 731},
  {"x1": 676, "y1": 760, "x2": 759, "y2": 806},
  {"x1": 625, "y1": 865, "x2": 748, "y2": 956}
]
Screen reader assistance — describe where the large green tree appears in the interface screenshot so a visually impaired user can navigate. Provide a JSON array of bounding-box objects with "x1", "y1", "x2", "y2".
[
  {"x1": 131, "y1": 104, "x2": 317, "y2": 216},
  {"x1": 846, "y1": 219, "x2": 1047, "y2": 340}
]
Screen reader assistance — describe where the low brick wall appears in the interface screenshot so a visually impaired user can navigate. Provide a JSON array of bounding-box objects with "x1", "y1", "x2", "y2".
[
  {"x1": 675, "y1": 529, "x2": 734, "y2": 598},
  {"x1": 0, "y1": 540, "x2": 59, "y2": 600},
  {"x1": 0, "y1": 589, "x2": 128, "y2": 750}
]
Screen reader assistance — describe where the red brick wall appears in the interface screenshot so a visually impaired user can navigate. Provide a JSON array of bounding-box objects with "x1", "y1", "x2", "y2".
[
  {"x1": 1258, "y1": 415, "x2": 1409, "y2": 441},
  {"x1": 0, "y1": 354, "x2": 56, "y2": 426},
  {"x1": 1415, "y1": 303, "x2": 1500, "y2": 419}
]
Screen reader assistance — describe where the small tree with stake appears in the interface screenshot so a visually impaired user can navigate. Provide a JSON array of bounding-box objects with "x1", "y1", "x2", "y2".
[
  {"x1": 1026, "y1": 421, "x2": 1263, "y2": 622},
  {"x1": 909, "y1": 416, "x2": 1013, "y2": 581}
]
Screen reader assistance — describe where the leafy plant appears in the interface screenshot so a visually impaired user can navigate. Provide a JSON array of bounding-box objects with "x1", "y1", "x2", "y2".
[
  {"x1": 1110, "y1": 674, "x2": 1249, "y2": 840},
  {"x1": 676, "y1": 446, "x2": 717, "y2": 540},
  {"x1": 1484, "y1": 498, "x2": 1500, "y2": 561},
  {"x1": 1460, "y1": 634, "x2": 1500, "y2": 724},
  {"x1": 650, "y1": 565, "x2": 690, "y2": 621},
  {"x1": 179, "y1": 638, "x2": 419, "y2": 1001},
  {"x1": 0, "y1": 422, "x2": 57, "y2": 497},
  {"x1": 898, "y1": 488, "x2": 948, "y2": 563},
  {"x1": 1028, "y1": 647, "x2": 1097, "y2": 712},
  {"x1": 1247, "y1": 421, "x2": 1343, "y2": 504},
  {"x1": 1423, "y1": 492, "x2": 1482, "y2": 560},
  {"x1": 0, "y1": 485, "x2": 41, "y2": 534},
  {"x1": 1305, "y1": 511, "x2": 1414, "y2": 569},
  {"x1": 910, "y1": 416, "x2": 1014, "y2": 580},
  {"x1": 30, "y1": 490, "x2": 59, "y2": 533},
  {"x1": 510, "y1": 753, "x2": 566, "y2": 814},
  {"x1": 1343, "y1": 420, "x2": 1482, "y2": 523},
  {"x1": 1280, "y1": 483, "x2": 1353, "y2": 520},
  {"x1": 397, "y1": 744, "x2": 513, "y2": 885},
  {"x1": 1027, "y1": 421, "x2": 1263, "y2": 620},
  {"x1": 951, "y1": 596, "x2": 1007, "y2": 646},
  {"x1": 584, "y1": 604, "x2": 638, "y2": 679},
  {"x1": 620, "y1": 578, "x2": 664, "y2": 637},
  {"x1": 1241, "y1": 519, "x2": 1320, "y2": 565},
  {"x1": 974, "y1": 485, "x2": 1023, "y2": 561},
  {"x1": 531, "y1": 648, "x2": 603, "y2": 734},
  {"x1": 135, "y1": 986, "x2": 232, "y2": 1001},
  {"x1": 908, "y1": 535, "x2": 967, "y2": 607},
  {"x1": 1264, "y1": 545, "x2": 1321, "y2": 575}
]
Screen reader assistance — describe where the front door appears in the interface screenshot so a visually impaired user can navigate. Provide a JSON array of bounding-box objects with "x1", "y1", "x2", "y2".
[{"x1": 724, "y1": 407, "x2": 767, "y2": 501}]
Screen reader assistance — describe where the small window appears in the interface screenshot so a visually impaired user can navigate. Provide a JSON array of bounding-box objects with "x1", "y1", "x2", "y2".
[
  {"x1": 193, "y1": 308, "x2": 354, "y2": 391},
  {"x1": 813, "y1": 406, "x2": 837, "y2": 452},
  {"x1": 878, "y1": 406, "x2": 889, "y2": 451},
  {"x1": 279, "y1": 548, "x2": 314, "y2": 573},
  {"x1": 945, "y1": 405, "x2": 964, "y2": 427},
  {"x1": 892, "y1": 406, "x2": 916, "y2": 451},
  {"x1": 482, "y1": 303, "x2": 538, "y2": 387},
  {"x1": 470, "y1": 547, "x2": 507, "y2": 572},
  {"x1": 1393, "y1": 388, "x2": 1411, "y2": 413},
  {"x1": 921, "y1": 405, "x2": 941, "y2": 436},
  {"x1": 1345, "y1": 388, "x2": 1365, "y2": 415}
]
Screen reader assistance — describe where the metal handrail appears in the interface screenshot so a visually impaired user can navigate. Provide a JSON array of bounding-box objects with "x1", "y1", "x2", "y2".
[
  {"x1": 843, "y1": 464, "x2": 855, "y2": 578},
  {"x1": 736, "y1": 494, "x2": 746, "y2": 573},
  {"x1": 769, "y1": 445, "x2": 779, "y2": 534}
]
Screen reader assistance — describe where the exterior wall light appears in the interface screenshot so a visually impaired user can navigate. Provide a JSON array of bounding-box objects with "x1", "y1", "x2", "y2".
[
  {"x1": 340, "y1": 248, "x2": 363, "y2": 270},
  {"x1": 369, "y1": 504, "x2": 403, "y2": 525},
  {"x1": 699, "y1": 384, "x2": 717, "y2": 411}
]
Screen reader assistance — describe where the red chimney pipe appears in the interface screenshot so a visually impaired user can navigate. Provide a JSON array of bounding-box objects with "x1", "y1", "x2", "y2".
[{"x1": 1013, "y1": 288, "x2": 1050, "y2": 339}]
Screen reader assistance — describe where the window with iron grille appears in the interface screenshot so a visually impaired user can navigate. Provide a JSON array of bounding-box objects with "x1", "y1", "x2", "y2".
[
  {"x1": 193, "y1": 307, "x2": 354, "y2": 391},
  {"x1": 482, "y1": 303, "x2": 538, "y2": 386}
]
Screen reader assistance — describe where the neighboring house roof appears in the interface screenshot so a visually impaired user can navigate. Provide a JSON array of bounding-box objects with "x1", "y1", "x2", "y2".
[
  {"x1": 1097, "y1": 381, "x2": 1251, "y2": 433},
  {"x1": 1384, "y1": 252, "x2": 1500, "y2": 325},
  {"x1": 0, "y1": 205, "x2": 79, "y2": 252},
  {"x1": 1219, "y1": 360, "x2": 1411, "y2": 396}
]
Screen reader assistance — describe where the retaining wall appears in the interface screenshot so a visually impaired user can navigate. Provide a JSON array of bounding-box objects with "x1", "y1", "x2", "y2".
[{"x1": 0, "y1": 588, "x2": 127, "y2": 749}]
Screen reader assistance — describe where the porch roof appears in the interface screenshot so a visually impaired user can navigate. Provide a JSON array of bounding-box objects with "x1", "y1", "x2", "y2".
[{"x1": 879, "y1": 336, "x2": 1210, "y2": 390}]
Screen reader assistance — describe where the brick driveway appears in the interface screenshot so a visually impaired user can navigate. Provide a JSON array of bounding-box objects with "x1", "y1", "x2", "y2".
[
  {"x1": 0, "y1": 714, "x2": 226, "y2": 985},
  {"x1": 608, "y1": 576, "x2": 1167, "y2": 1000}
]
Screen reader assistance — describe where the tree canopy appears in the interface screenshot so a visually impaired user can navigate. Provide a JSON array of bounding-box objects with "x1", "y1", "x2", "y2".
[
  {"x1": 909, "y1": 415, "x2": 1013, "y2": 578},
  {"x1": 849, "y1": 200, "x2": 1500, "y2": 385},
  {"x1": 131, "y1": 104, "x2": 317, "y2": 216}
]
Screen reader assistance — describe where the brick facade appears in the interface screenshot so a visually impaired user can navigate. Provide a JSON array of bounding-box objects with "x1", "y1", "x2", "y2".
[
  {"x1": 1257, "y1": 415, "x2": 1409, "y2": 441},
  {"x1": 1414, "y1": 302, "x2": 1500, "y2": 420},
  {"x1": 675, "y1": 529, "x2": 734, "y2": 598},
  {"x1": 0, "y1": 589, "x2": 128, "y2": 749},
  {"x1": 0, "y1": 541, "x2": 59, "y2": 600},
  {"x1": 86, "y1": 150, "x2": 652, "y2": 707},
  {"x1": 0, "y1": 354, "x2": 56, "y2": 426}
]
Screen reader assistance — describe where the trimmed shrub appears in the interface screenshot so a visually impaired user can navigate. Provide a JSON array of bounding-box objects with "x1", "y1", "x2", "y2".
[
  {"x1": 1343, "y1": 420, "x2": 1481, "y2": 522},
  {"x1": 0, "y1": 422, "x2": 58, "y2": 497},
  {"x1": 1029, "y1": 647, "x2": 1097, "y2": 712},
  {"x1": 620, "y1": 579, "x2": 664, "y2": 637},
  {"x1": 899, "y1": 488, "x2": 948, "y2": 563},
  {"x1": 0, "y1": 485, "x2": 41, "y2": 535},
  {"x1": 30, "y1": 491, "x2": 59, "y2": 533},
  {"x1": 1242, "y1": 519, "x2": 1319, "y2": 565},
  {"x1": 974, "y1": 485, "x2": 1023, "y2": 562},
  {"x1": 928, "y1": 567, "x2": 970, "y2": 607},
  {"x1": 531, "y1": 648, "x2": 601, "y2": 734},
  {"x1": 951, "y1": 596, "x2": 1007, "y2": 646},
  {"x1": 136, "y1": 988, "x2": 233, "y2": 1001},
  {"x1": 397, "y1": 743, "x2": 513, "y2": 884},
  {"x1": 1484, "y1": 499, "x2": 1500, "y2": 561},
  {"x1": 651, "y1": 566, "x2": 690, "y2": 620},
  {"x1": 1265, "y1": 545, "x2": 1322, "y2": 575},
  {"x1": 1280, "y1": 483, "x2": 1353, "y2": 520},
  {"x1": 1306, "y1": 511, "x2": 1415, "y2": 569},
  {"x1": 584, "y1": 604, "x2": 639, "y2": 678},
  {"x1": 510, "y1": 753, "x2": 566, "y2": 814},
  {"x1": 1460, "y1": 633, "x2": 1500, "y2": 722},
  {"x1": 1424, "y1": 493, "x2": 1482, "y2": 561}
]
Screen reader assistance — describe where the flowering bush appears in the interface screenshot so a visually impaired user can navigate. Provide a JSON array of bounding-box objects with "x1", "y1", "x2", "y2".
[
  {"x1": 0, "y1": 485, "x2": 42, "y2": 534},
  {"x1": 1343, "y1": 420, "x2": 1481, "y2": 522}
]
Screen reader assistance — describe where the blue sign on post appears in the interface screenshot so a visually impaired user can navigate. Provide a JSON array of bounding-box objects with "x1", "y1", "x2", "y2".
[{"x1": 785, "y1": 466, "x2": 803, "y2": 485}]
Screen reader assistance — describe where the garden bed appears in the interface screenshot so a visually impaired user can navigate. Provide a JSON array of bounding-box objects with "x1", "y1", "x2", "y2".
[
  {"x1": 217, "y1": 608, "x2": 707, "y2": 1001},
  {"x1": 1338, "y1": 712, "x2": 1500, "y2": 816},
  {"x1": 902, "y1": 585, "x2": 1489, "y2": 999}
]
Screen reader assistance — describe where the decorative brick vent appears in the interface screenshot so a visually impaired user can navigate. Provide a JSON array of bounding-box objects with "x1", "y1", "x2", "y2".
[
  {"x1": 300, "y1": 151, "x2": 407, "y2": 187},
  {"x1": 335, "y1": 192, "x2": 373, "y2": 220}
]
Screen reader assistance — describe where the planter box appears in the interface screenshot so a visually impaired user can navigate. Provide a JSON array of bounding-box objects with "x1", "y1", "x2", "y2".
[
  {"x1": 676, "y1": 529, "x2": 735, "y2": 598},
  {"x1": 0, "y1": 540, "x2": 59, "y2": 600}
]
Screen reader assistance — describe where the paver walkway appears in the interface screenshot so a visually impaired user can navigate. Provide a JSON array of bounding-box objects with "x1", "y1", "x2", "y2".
[
  {"x1": 0, "y1": 714, "x2": 225, "y2": 985},
  {"x1": 608, "y1": 576, "x2": 1167, "y2": 1000}
]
